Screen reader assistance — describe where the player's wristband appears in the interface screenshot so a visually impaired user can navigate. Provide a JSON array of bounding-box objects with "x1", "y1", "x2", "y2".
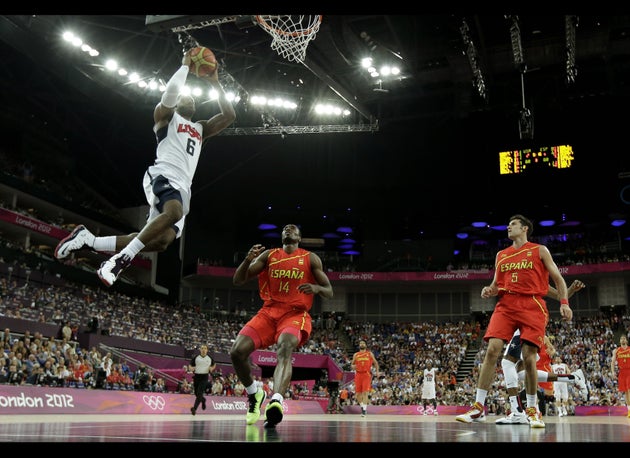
[{"x1": 560, "y1": 298, "x2": 569, "y2": 306}]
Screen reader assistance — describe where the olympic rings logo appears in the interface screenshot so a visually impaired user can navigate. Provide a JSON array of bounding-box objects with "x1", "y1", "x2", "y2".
[{"x1": 143, "y1": 395, "x2": 166, "y2": 410}]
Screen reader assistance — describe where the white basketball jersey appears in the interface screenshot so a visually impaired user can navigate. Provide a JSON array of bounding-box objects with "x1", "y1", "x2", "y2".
[
  {"x1": 151, "y1": 111, "x2": 204, "y2": 192},
  {"x1": 552, "y1": 362, "x2": 570, "y2": 376},
  {"x1": 422, "y1": 368, "x2": 437, "y2": 399}
]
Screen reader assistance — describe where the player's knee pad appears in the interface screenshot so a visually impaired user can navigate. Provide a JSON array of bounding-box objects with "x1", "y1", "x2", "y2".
[{"x1": 501, "y1": 358, "x2": 519, "y2": 388}]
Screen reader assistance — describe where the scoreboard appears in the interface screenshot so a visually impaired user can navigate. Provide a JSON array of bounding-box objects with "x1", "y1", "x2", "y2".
[{"x1": 499, "y1": 144, "x2": 574, "y2": 175}]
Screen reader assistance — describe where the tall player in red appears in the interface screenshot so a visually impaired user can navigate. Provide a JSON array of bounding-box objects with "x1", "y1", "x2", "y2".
[
  {"x1": 456, "y1": 214, "x2": 571, "y2": 428},
  {"x1": 611, "y1": 334, "x2": 630, "y2": 418},
  {"x1": 230, "y1": 224, "x2": 334, "y2": 428}
]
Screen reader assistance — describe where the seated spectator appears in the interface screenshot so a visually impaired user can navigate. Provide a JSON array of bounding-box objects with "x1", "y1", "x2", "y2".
[
  {"x1": 179, "y1": 378, "x2": 193, "y2": 394},
  {"x1": 339, "y1": 387, "x2": 349, "y2": 406},
  {"x1": 0, "y1": 358, "x2": 8, "y2": 383},
  {"x1": 120, "y1": 360, "x2": 130, "y2": 376},
  {"x1": 2, "y1": 328, "x2": 13, "y2": 349},
  {"x1": 70, "y1": 361, "x2": 84, "y2": 384},
  {"x1": 153, "y1": 377, "x2": 166, "y2": 393},
  {"x1": 25, "y1": 364, "x2": 42, "y2": 385},
  {"x1": 211, "y1": 377, "x2": 223, "y2": 396},
  {"x1": 36, "y1": 365, "x2": 54, "y2": 386},
  {"x1": 134, "y1": 365, "x2": 150, "y2": 391},
  {"x1": 146, "y1": 369, "x2": 158, "y2": 391},
  {"x1": 57, "y1": 364, "x2": 72, "y2": 387},
  {"x1": 233, "y1": 379, "x2": 245, "y2": 397},
  {"x1": 121, "y1": 372, "x2": 134, "y2": 390},
  {"x1": 222, "y1": 377, "x2": 233, "y2": 397},
  {"x1": 7, "y1": 363, "x2": 24, "y2": 385},
  {"x1": 24, "y1": 353, "x2": 37, "y2": 374},
  {"x1": 42, "y1": 360, "x2": 57, "y2": 386},
  {"x1": 106, "y1": 367, "x2": 124, "y2": 388}
]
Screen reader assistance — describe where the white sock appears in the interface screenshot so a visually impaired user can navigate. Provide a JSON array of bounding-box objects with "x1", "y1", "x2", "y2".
[
  {"x1": 526, "y1": 394, "x2": 538, "y2": 409},
  {"x1": 271, "y1": 393, "x2": 283, "y2": 403},
  {"x1": 120, "y1": 237, "x2": 145, "y2": 259},
  {"x1": 93, "y1": 236, "x2": 116, "y2": 252},
  {"x1": 475, "y1": 388, "x2": 488, "y2": 406},
  {"x1": 245, "y1": 383, "x2": 257, "y2": 395}
]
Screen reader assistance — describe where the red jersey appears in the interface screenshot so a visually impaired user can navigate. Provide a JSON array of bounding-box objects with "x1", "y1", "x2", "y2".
[
  {"x1": 616, "y1": 346, "x2": 630, "y2": 371},
  {"x1": 258, "y1": 247, "x2": 316, "y2": 311},
  {"x1": 495, "y1": 241, "x2": 549, "y2": 297},
  {"x1": 353, "y1": 350, "x2": 374, "y2": 373}
]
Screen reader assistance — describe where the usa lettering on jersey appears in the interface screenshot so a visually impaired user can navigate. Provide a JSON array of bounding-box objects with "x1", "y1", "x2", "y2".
[{"x1": 177, "y1": 123, "x2": 202, "y2": 141}]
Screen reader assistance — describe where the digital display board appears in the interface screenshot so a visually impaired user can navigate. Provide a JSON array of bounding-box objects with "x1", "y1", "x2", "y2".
[{"x1": 499, "y1": 144, "x2": 574, "y2": 175}]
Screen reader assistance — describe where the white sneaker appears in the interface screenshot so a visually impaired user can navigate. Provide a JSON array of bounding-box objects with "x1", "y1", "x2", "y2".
[
  {"x1": 54, "y1": 225, "x2": 95, "y2": 259},
  {"x1": 434, "y1": 409, "x2": 438, "y2": 416},
  {"x1": 495, "y1": 410, "x2": 529, "y2": 424},
  {"x1": 97, "y1": 252, "x2": 132, "y2": 287},
  {"x1": 573, "y1": 369, "x2": 589, "y2": 400},
  {"x1": 455, "y1": 402, "x2": 486, "y2": 423},
  {"x1": 526, "y1": 407, "x2": 545, "y2": 428}
]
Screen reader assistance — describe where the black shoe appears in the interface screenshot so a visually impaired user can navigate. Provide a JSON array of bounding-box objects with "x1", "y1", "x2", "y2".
[
  {"x1": 97, "y1": 252, "x2": 132, "y2": 287},
  {"x1": 201, "y1": 398, "x2": 206, "y2": 410},
  {"x1": 190, "y1": 407, "x2": 196, "y2": 416},
  {"x1": 263, "y1": 399, "x2": 283, "y2": 428}
]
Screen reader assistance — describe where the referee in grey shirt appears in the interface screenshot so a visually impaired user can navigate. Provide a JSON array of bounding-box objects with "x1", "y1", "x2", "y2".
[{"x1": 186, "y1": 344, "x2": 216, "y2": 415}]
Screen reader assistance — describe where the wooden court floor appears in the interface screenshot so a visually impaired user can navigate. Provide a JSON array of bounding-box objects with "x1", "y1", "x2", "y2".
[{"x1": 0, "y1": 413, "x2": 627, "y2": 450}]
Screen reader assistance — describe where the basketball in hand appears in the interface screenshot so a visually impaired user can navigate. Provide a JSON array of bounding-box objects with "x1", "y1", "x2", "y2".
[{"x1": 188, "y1": 46, "x2": 217, "y2": 77}]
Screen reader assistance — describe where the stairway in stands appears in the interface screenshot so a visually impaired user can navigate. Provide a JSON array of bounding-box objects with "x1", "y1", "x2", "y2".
[{"x1": 456, "y1": 339, "x2": 482, "y2": 383}]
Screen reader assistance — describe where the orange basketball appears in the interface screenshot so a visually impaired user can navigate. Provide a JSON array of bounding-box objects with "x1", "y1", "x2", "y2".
[{"x1": 188, "y1": 46, "x2": 217, "y2": 77}]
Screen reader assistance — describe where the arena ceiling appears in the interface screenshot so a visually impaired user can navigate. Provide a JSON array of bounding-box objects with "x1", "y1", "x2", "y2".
[{"x1": 1, "y1": 14, "x2": 630, "y2": 260}]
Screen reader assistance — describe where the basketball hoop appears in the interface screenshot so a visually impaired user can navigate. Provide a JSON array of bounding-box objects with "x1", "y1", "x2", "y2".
[{"x1": 255, "y1": 15, "x2": 323, "y2": 63}]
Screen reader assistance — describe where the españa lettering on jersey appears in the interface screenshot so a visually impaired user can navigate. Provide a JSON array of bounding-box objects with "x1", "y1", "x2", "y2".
[
  {"x1": 617, "y1": 347, "x2": 630, "y2": 370},
  {"x1": 269, "y1": 268, "x2": 305, "y2": 280},
  {"x1": 258, "y1": 248, "x2": 315, "y2": 309},
  {"x1": 499, "y1": 259, "x2": 534, "y2": 272},
  {"x1": 354, "y1": 351, "x2": 373, "y2": 372},
  {"x1": 495, "y1": 242, "x2": 548, "y2": 297}
]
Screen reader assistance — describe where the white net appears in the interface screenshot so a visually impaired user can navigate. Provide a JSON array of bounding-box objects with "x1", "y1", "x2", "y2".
[{"x1": 255, "y1": 15, "x2": 322, "y2": 63}]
